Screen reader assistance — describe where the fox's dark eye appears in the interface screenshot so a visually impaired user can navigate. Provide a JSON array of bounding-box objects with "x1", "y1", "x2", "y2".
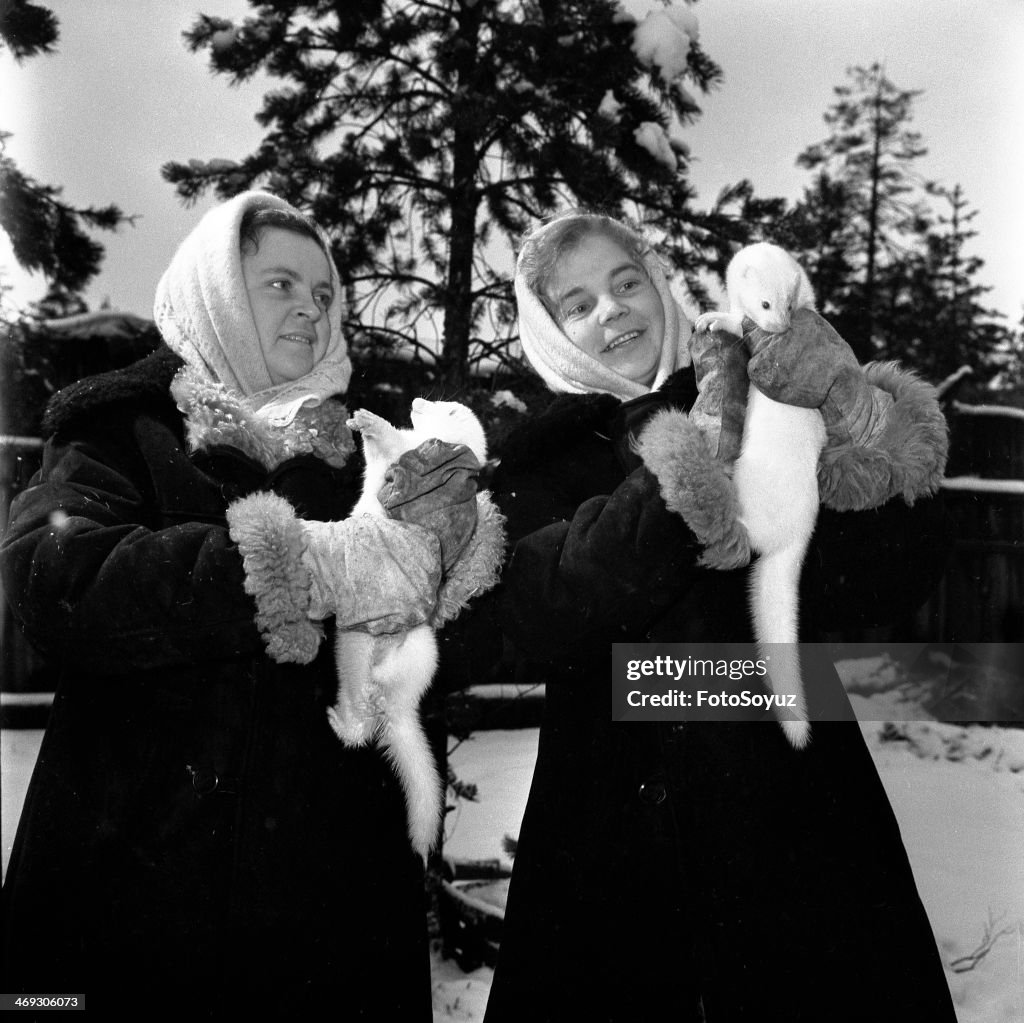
[{"x1": 761, "y1": 300, "x2": 771, "y2": 310}]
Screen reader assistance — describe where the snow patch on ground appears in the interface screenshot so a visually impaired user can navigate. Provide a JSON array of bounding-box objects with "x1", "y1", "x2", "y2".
[
  {"x1": 860, "y1": 722, "x2": 1024, "y2": 1023},
  {"x1": 431, "y1": 950, "x2": 492, "y2": 1021},
  {"x1": 443, "y1": 729, "x2": 538, "y2": 873},
  {"x1": 1, "y1": 729, "x2": 42, "y2": 876}
]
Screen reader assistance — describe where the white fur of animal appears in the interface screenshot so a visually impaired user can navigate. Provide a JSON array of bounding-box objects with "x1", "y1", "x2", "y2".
[
  {"x1": 694, "y1": 243, "x2": 826, "y2": 749},
  {"x1": 332, "y1": 397, "x2": 488, "y2": 856}
]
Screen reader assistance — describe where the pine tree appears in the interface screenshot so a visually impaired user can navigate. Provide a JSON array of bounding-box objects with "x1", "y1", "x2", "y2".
[
  {"x1": 795, "y1": 63, "x2": 929, "y2": 360},
  {"x1": 995, "y1": 313, "x2": 1024, "y2": 390},
  {"x1": 0, "y1": 0, "x2": 57, "y2": 59},
  {"x1": 163, "y1": 0, "x2": 727, "y2": 387},
  {"x1": 882, "y1": 183, "x2": 1014, "y2": 382},
  {"x1": 772, "y1": 169, "x2": 861, "y2": 343},
  {"x1": 0, "y1": 2, "x2": 131, "y2": 297}
]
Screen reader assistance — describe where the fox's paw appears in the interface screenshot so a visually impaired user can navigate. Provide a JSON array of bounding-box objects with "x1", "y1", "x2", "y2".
[
  {"x1": 346, "y1": 408, "x2": 388, "y2": 437},
  {"x1": 327, "y1": 705, "x2": 374, "y2": 747},
  {"x1": 694, "y1": 311, "x2": 744, "y2": 337}
]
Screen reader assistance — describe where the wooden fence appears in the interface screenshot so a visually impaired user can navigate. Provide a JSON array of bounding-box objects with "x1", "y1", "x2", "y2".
[
  {"x1": 923, "y1": 402, "x2": 1024, "y2": 644},
  {"x1": 0, "y1": 436, "x2": 54, "y2": 704}
]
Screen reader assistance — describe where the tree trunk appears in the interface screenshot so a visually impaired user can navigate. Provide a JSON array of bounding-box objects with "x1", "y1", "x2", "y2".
[
  {"x1": 439, "y1": 4, "x2": 483, "y2": 391},
  {"x1": 864, "y1": 75, "x2": 884, "y2": 359},
  {"x1": 440, "y1": 159, "x2": 478, "y2": 391}
]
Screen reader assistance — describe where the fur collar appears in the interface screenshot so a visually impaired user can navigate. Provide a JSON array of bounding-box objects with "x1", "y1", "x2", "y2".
[
  {"x1": 42, "y1": 345, "x2": 183, "y2": 438},
  {"x1": 170, "y1": 365, "x2": 356, "y2": 471},
  {"x1": 41, "y1": 344, "x2": 356, "y2": 473}
]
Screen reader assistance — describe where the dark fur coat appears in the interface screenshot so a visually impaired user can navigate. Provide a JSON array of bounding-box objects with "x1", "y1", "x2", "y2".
[
  {"x1": 445, "y1": 367, "x2": 957, "y2": 1023},
  {"x1": 0, "y1": 348, "x2": 432, "y2": 1019}
]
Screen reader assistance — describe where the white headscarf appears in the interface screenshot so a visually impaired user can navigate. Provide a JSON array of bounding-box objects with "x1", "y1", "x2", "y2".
[
  {"x1": 515, "y1": 215, "x2": 691, "y2": 401},
  {"x1": 154, "y1": 191, "x2": 352, "y2": 425}
]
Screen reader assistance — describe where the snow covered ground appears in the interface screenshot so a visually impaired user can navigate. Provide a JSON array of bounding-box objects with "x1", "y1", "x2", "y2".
[
  {"x1": 436, "y1": 721, "x2": 1024, "y2": 1023},
  {"x1": 4, "y1": 670, "x2": 1022, "y2": 1023},
  {"x1": 435, "y1": 654, "x2": 1024, "y2": 1023}
]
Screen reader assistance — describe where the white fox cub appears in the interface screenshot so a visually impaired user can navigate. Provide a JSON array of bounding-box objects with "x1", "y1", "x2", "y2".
[
  {"x1": 332, "y1": 398, "x2": 488, "y2": 856},
  {"x1": 694, "y1": 242, "x2": 826, "y2": 750}
]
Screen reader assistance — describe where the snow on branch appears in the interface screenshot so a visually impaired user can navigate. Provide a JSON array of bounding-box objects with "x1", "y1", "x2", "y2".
[
  {"x1": 634, "y1": 121, "x2": 677, "y2": 170},
  {"x1": 599, "y1": 90, "x2": 623, "y2": 120},
  {"x1": 632, "y1": 5, "x2": 700, "y2": 84},
  {"x1": 940, "y1": 477, "x2": 1024, "y2": 495},
  {"x1": 210, "y1": 25, "x2": 241, "y2": 52},
  {"x1": 951, "y1": 401, "x2": 1024, "y2": 422},
  {"x1": 936, "y1": 365, "x2": 973, "y2": 397}
]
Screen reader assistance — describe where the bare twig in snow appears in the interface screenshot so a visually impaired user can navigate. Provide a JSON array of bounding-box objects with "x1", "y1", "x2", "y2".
[{"x1": 949, "y1": 909, "x2": 1014, "y2": 973}]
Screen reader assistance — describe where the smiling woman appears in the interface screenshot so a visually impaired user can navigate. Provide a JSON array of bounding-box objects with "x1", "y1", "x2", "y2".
[
  {"x1": 0, "y1": 190, "x2": 503, "y2": 1018},
  {"x1": 514, "y1": 210, "x2": 688, "y2": 400},
  {"x1": 449, "y1": 207, "x2": 958, "y2": 1023},
  {"x1": 546, "y1": 234, "x2": 666, "y2": 387}
]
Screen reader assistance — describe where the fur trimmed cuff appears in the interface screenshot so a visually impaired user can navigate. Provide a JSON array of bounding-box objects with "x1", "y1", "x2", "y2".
[
  {"x1": 634, "y1": 408, "x2": 751, "y2": 570},
  {"x1": 430, "y1": 491, "x2": 507, "y2": 628},
  {"x1": 818, "y1": 361, "x2": 949, "y2": 512},
  {"x1": 226, "y1": 492, "x2": 324, "y2": 664}
]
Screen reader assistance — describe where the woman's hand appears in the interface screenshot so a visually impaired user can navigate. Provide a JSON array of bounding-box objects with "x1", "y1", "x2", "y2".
[
  {"x1": 634, "y1": 408, "x2": 751, "y2": 570},
  {"x1": 227, "y1": 492, "x2": 446, "y2": 663}
]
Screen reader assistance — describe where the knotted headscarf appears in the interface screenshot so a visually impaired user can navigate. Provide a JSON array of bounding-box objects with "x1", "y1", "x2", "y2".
[
  {"x1": 514, "y1": 214, "x2": 691, "y2": 401},
  {"x1": 154, "y1": 190, "x2": 352, "y2": 424}
]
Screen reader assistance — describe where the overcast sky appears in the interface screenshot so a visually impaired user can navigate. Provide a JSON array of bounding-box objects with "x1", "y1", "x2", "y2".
[{"x1": 1, "y1": 0, "x2": 1021, "y2": 325}]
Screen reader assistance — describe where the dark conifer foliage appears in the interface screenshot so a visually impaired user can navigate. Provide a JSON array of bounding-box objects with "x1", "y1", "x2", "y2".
[
  {"x1": 164, "y1": 1, "x2": 732, "y2": 386},
  {"x1": 0, "y1": 1, "x2": 130, "y2": 296}
]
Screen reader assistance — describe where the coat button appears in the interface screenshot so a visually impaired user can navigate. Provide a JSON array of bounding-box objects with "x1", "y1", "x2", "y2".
[
  {"x1": 189, "y1": 765, "x2": 219, "y2": 795},
  {"x1": 638, "y1": 779, "x2": 667, "y2": 805}
]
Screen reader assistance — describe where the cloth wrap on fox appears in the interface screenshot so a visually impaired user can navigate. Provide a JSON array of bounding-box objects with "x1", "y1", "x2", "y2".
[{"x1": 688, "y1": 307, "x2": 948, "y2": 513}]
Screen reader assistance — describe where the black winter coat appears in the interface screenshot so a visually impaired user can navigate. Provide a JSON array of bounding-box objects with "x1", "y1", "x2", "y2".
[
  {"x1": 446, "y1": 369, "x2": 957, "y2": 1023},
  {"x1": 0, "y1": 348, "x2": 431, "y2": 1020}
]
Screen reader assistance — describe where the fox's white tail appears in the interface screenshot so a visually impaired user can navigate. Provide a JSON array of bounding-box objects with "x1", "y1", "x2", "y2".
[
  {"x1": 379, "y1": 714, "x2": 442, "y2": 860},
  {"x1": 750, "y1": 543, "x2": 810, "y2": 749}
]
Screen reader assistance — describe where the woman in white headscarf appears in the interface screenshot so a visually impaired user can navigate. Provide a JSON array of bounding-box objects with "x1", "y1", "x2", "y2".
[
  {"x1": 444, "y1": 210, "x2": 956, "y2": 1023},
  {"x1": 0, "y1": 191, "x2": 502, "y2": 1018}
]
